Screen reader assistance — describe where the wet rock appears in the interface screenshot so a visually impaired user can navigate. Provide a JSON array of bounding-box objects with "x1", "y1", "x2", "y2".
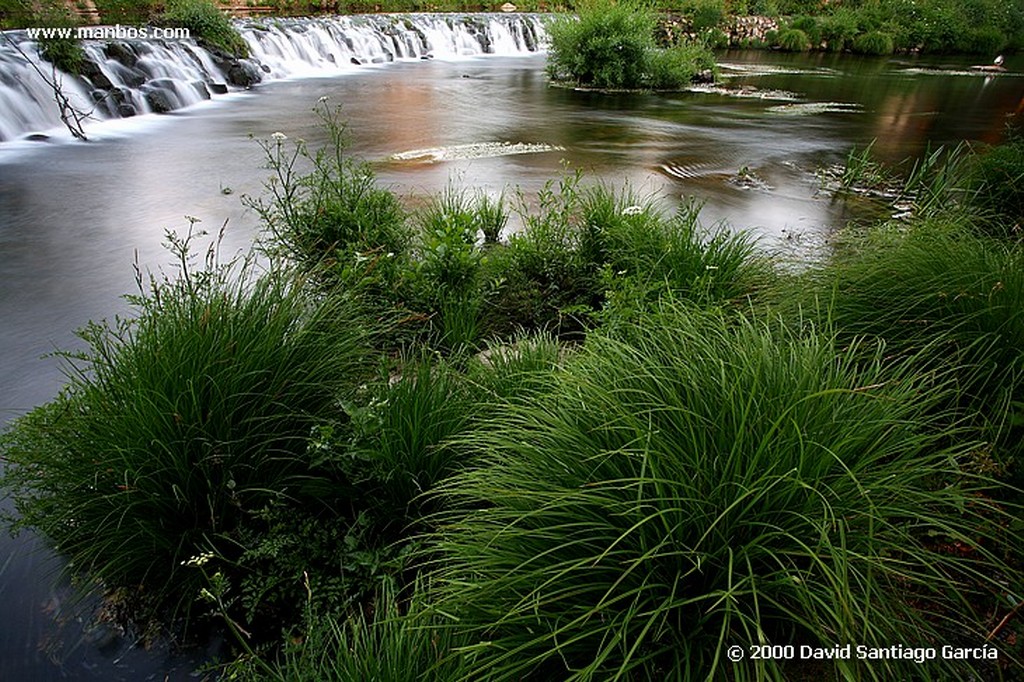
[
  {"x1": 144, "y1": 88, "x2": 175, "y2": 113},
  {"x1": 80, "y1": 57, "x2": 113, "y2": 90},
  {"x1": 260, "y1": 63, "x2": 271, "y2": 73},
  {"x1": 351, "y1": 57, "x2": 363, "y2": 65},
  {"x1": 208, "y1": 82, "x2": 228, "y2": 95},
  {"x1": 226, "y1": 61, "x2": 262, "y2": 88},
  {"x1": 191, "y1": 80, "x2": 211, "y2": 100},
  {"x1": 107, "y1": 87, "x2": 137, "y2": 117},
  {"x1": 104, "y1": 41, "x2": 138, "y2": 68},
  {"x1": 692, "y1": 69, "x2": 715, "y2": 84},
  {"x1": 25, "y1": 133, "x2": 50, "y2": 141}
]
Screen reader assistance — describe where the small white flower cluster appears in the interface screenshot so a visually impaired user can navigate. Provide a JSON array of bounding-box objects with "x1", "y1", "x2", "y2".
[
  {"x1": 622, "y1": 205, "x2": 644, "y2": 216},
  {"x1": 271, "y1": 132, "x2": 288, "y2": 141},
  {"x1": 181, "y1": 551, "x2": 214, "y2": 567}
]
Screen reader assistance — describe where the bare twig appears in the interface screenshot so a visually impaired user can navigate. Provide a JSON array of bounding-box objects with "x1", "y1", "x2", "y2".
[
  {"x1": 1, "y1": 29, "x2": 91, "y2": 140},
  {"x1": 987, "y1": 598, "x2": 1024, "y2": 642}
]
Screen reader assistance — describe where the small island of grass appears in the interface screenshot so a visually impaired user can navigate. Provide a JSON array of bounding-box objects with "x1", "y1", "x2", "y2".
[{"x1": 546, "y1": 0, "x2": 717, "y2": 91}]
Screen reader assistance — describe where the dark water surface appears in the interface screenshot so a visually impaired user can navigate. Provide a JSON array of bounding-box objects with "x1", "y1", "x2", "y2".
[{"x1": 0, "y1": 49, "x2": 1021, "y2": 679}]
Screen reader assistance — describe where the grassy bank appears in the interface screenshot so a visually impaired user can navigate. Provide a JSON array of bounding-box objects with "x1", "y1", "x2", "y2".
[
  {"x1": 2, "y1": 113, "x2": 1023, "y2": 679},
  {"x1": 5, "y1": 0, "x2": 1021, "y2": 55}
]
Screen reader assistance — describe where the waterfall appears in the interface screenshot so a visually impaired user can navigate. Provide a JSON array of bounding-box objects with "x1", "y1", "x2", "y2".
[{"x1": 0, "y1": 13, "x2": 547, "y2": 143}]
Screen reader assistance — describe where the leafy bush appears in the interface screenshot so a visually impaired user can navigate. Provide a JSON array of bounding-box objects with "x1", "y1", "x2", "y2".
[
  {"x1": 251, "y1": 107, "x2": 411, "y2": 303},
  {"x1": 775, "y1": 27, "x2": 810, "y2": 51},
  {"x1": 38, "y1": 33, "x2": 85, "y2": 75},
  {"x1": 545, "y1": 0, "x2": 654, "y2": 89},
  {"x1": 546, "y1": 0, "x2": 714, "y2": 90},
  {"x1": 644, "y1": 41, "x2": 717, "y2": 89},
  {"x1": 432, "y1": 305, "x2": 1020, "y2": 679},
  {"x1": 161, "y1": 0, "x2": 250, "y2": 57},
  {"x1": 0, "y1": 228, "x2": 374, "y2": 625},
  {"x1": 687, "y1": 0, "x2": 725, "y2": 31},
  {"x1": 851, "y1": 30, "x2": 895, "y2": 55},
  {"x1": 819, "y1": 8, "x2": 858, "y2": 51},
  {"x1": 788, "y1": 15, "x2": 820, "y2": 47},
  {"x1": 31, "y1": 8, "x2": 85, "y2": 74}
]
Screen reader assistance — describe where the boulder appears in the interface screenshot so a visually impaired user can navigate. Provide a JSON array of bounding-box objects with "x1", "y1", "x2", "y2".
[
  {"x1": 79, "y1": 57, "x2": 113, "y2": 90},
  {"x1": 104, "y1": 41, "x2": 138, "y2": 68},
  {"x1": 144, "y1": 88, "x2": 175, "y2": 114},
  {"x1": 226, "y1": 61, "x2": 262, "y2": 88},
  {"x1": 208, "y1": 82, "x2": 229, "y2": 95},
  {"x1": 108, "y1": 87, "x2": 137, "y2": 117}
]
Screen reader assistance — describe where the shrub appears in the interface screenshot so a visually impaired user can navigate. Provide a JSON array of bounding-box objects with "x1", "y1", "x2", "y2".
[
  {"x1": 251, "y1": 107, "x2": 411, "y2": 303},
  {"x1": 545, "y1": 0, "x2": 654, "y2": 89},
  {"x1": 0, "y1": 228, "x2": 374, "y2": 625},
  {"x1": 161, "y1": 0, "x2": 249, "y2": 57},
  {"x1": 788, "y1": 14, "x2": 820, "y2": 47},
  {"x1": 644, "y1": 41, "x2": 717, "y2": 89},
  {"x1": 93, "y1": 0, "x2": 160, "y2": 24},
  {"x1": 851, "y1": 30, "x2": 895, "y2": 55},
  {"x1": 775, "y1": 27, "x2": 810, "y2": 51},
  {"x1": 38, "y1": 33, "x2": 85, "y2": 75},
  {"x1": 432, "y1": 305, "x2": 1021, "y2": 679},
  {"x1": 819, "y1": 8, "x2": 858, "y2": 51},
  {"x1": 546, "y1": 0, "x2": 714, "y2": 90},
  {"x1": 688, "y1": 0, "x2": 725, "y2": 31},
  {"x1": 32, "y1": 8, "x2": 85, "y2": 74}
]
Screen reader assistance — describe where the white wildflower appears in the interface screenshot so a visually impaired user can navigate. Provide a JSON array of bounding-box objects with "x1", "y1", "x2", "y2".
[
  {"x1": 622, "y1": 205, "x2": 643, "y2": 216},
  {"x1": 181, "y1": 550, "x2": 215, "y2": 567},
  {"x1": 271, "y1": 132, "x2": 287, "y2": 141}
]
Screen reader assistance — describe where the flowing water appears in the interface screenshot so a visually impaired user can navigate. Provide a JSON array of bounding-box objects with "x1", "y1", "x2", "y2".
[{"x1": 1, "y1": 15, "x2": 1023, "y2": 679}]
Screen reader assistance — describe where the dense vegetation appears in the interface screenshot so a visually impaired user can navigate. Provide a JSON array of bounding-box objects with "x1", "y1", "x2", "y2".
[
  {"x1": 545, "y1": 0, "x2": 717, "y2": 90},
  {"x1": 162, "y1": 0, "x2": 251, "y2": 56},
  {"x1": 2, "y1": 108, "x2": 1024, "y2": 679}
]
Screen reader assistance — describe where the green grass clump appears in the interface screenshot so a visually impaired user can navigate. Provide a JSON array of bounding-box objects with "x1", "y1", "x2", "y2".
[
  {"x1": 788, "y1": 15, "x2": 821, "y2": 47},
  {"x1": 800, "y1": 219, "x2": 1024, "y2": 486},
  {"x1": 964, "y1": 134, "x2": 1024, "y2": 237},
  {"x1": 775, "y1": 27, "x2": 811, "y2": 51},
  {"x1": 0, "y1": 229, "x2": 373, "y2": 624},
  {"x1": 431, "y1": 305, "x2": 1020, "y2": 680},
  {"x1": 249, "y1": 580, "x2": 476, "y2": 682},
  {"x1": 161, "y1": 0, "x2": 250, "y2": 57},
  {"x1": 546, "y1": 0, "x2": 714, "y2": 90},
  {"x1": 851, "y1": 30, "x2": 894, "y2": 55}
]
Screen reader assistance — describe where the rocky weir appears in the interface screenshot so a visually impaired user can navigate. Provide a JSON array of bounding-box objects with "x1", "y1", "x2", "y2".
[{"x1": 0, "y1": 13, "x2": 546, "y2": 142}]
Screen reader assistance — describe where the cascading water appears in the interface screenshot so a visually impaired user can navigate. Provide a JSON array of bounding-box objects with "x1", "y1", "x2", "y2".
[{"x1": 0, "y1": 13, "x2": 546, "y2": 143}]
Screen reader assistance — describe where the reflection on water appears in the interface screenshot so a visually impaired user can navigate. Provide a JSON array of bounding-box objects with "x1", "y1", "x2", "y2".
[{"x1": 0, "y1": 49, "x2": 1021, "y2": 680}]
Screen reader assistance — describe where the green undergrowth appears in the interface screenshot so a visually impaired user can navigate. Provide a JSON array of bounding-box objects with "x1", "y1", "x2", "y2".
[
  {"x1": 161, "y1": 0, "x2": 250, "y2": 57},
  {"x1": 546, "y1": 0, "x2": 717, "y2": 91},
  {"x1": 3, "y1": 113, "x2": 1024, "y2": 680},
  {"x1": 427, "y1": 304, "x2": 1020, "y2": 680}
]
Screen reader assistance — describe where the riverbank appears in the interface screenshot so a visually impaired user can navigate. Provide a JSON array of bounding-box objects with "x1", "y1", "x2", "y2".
[{"x1": 4, "y1": 0, "x2": 1020, "y2": 55}]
